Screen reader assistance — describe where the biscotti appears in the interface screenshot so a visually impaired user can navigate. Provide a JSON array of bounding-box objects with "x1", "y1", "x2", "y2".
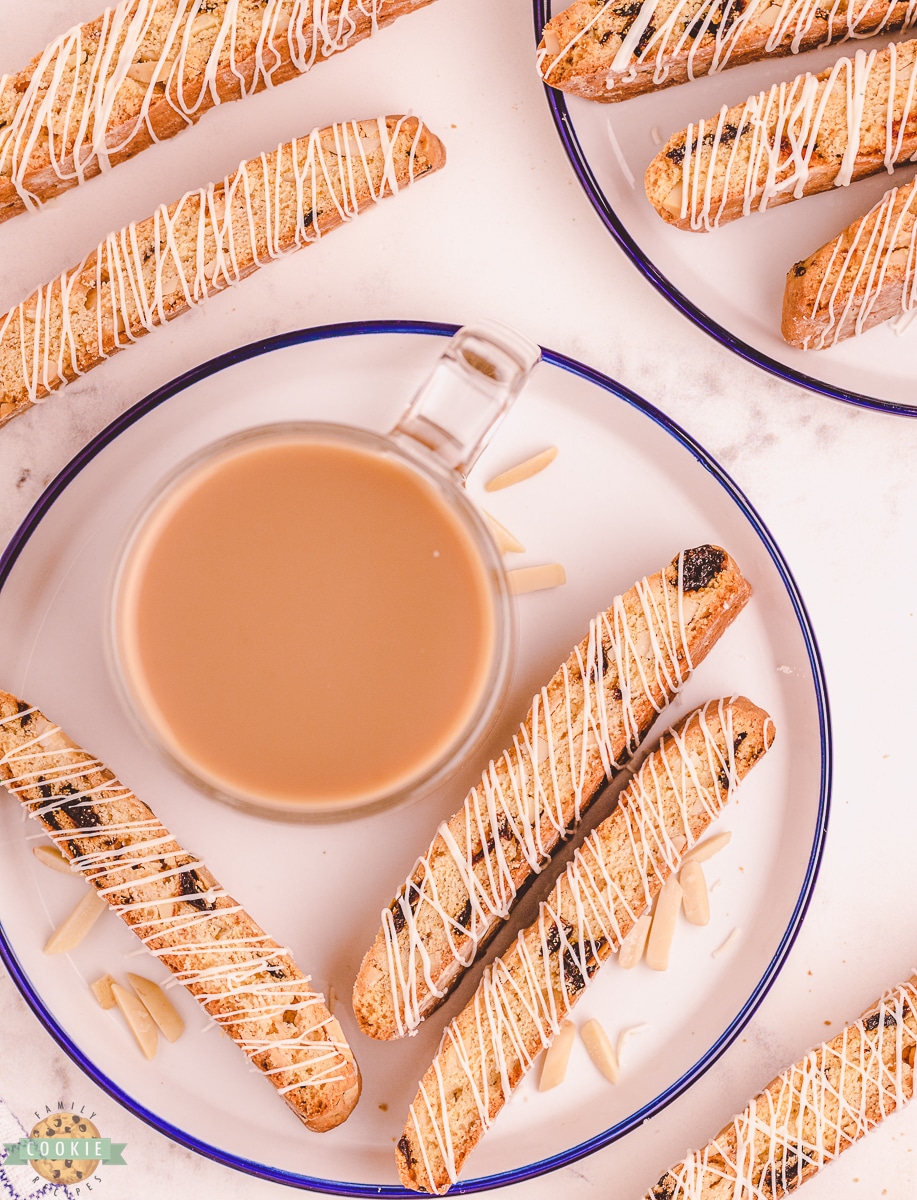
[
  {"x1": 782, "y1": 175, "x2": 917, "y2": 348},
  {"x1": 0, "y1": 690, "x2": 360, "y2": 1133},
  {"x1": 0, "y1": 114, "x2": 444, "y2": 430},
  {"x1": 538, "y1": 0, "x2": 917, "y2": 103},
  {"x1": 644, "y1": 38, "x2": 917, "y2": 231},
  {"x1": 352, "y1": 546, "x2": 752, "y2": 1041},
  {"x1": 397, "y1": 696, "x2": 775, "y2": 1193},
  {"x1": 646, "y1": 975, "x2": 917, "y2": 1199},
  {"x1": 0, "y1": 0, "x2": 435, "y2": 221}
]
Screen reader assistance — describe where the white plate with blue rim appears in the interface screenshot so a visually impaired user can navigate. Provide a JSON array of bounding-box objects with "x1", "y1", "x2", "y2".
[
  {"x1": 534, "y1": 1, "x2": 917, "y2": 416},
  {"x1": 0, "y1": 320, "x2": 829, "y2": 1195}
]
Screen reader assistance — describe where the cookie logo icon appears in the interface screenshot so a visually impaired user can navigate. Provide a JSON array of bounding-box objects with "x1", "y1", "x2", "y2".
[
  {"x1": 3, "y1": 1105, "x2": 126, "y2": 1185},
  {"x1": 27, "y1": 1113, "x2": 101, "y2": 1186}
]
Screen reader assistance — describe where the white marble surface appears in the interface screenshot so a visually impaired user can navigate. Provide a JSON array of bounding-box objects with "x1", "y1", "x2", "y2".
[{"x1": 1, "y1": 1, "x2": 917, "y2": 1198}]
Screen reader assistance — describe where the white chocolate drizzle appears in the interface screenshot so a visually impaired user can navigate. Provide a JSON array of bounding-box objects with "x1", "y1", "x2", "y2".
[
  {"x1": 0, "y1": 114, "x2": 428, "y2": 411},
  {"x1": 0, "y1": 0, "x2": 406, "y2": 211},
  {"x1": 538, "y1": 0, "x2": 917, "y2": 95},
  {"x1": 0, "y1": 705, "x2": 350, "y2": 1094},
  {"x1": 379, "y1": 553, "x2": 713, "y2": 1038},
  {"x1": 667, "y1": 40, "x2": 917, "y2": 230},
  {"x1": 794, "y1": 175, "x2": 917, "y2": 347},
  {"x1": 651, "y1": 977, "x2": 917, "y2": 1198},
  {"x1": 404, "y1": 698, "x2": 770, "y2": 1191}
]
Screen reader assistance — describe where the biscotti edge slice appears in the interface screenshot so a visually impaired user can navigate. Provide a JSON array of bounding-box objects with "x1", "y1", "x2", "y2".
[
  {"x1": 538, "y1": 0, "x2": 917, "y2": 103},
  {"x1": 646, "y1": 975, "x2": 917, "y2": 1199},
  {"x1": 396, "y1": 695, "x2": 775, "y2": 1193},
  {"x1": 0, "y1": 0, "x2": 437, "y2": 222},
  {"x1": 0, "y1": 114, "x2": 445, "y2": 430},
  {"x1": 0, "y1": 689, "x2": 360, "y2": 1133},
  {"x1": 352, "y1": 545, "x2": 752, "y2": 1042},
  {"x1": 644, "y1": 38, "x2": 917, "y2": 232},
  {"x1": 782, "y1": 175, "x2": 917, "y2": 349}
]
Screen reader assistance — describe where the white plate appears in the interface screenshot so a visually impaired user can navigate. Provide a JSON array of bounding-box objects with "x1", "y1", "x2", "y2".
[
  {"x1": 535, "y1": 4, "x2": 917, "y2": 416},
  {"x1": 0, "y1": 321, "x2": 829, "y2": 1194}
]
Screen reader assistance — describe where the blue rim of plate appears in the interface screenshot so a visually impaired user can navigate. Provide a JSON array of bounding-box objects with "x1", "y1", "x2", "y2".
[
  {"x1": 532, "y1": 0, "x2": 917, "y2": 419},
  {"x1": 0, "y1": 319, "x2": 831, "y2": 1195}
]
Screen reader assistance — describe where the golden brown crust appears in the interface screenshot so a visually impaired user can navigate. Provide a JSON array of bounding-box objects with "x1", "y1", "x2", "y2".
[
  {"x1": 646, "y1": 977, "x2": 917, "y2": 1199},
  {"x1": 538, "y1": 0, "x2": 917, "y2": 103},
  {"x1": 397, "y1": 697, "x2": 775, "y2": 1192},
  {"x1": 352, "y1": 546, "x2": 752, "y2": 1042},
  {"x1": 782, "y1": 175, "x2": 917, "y2": 348},
  {"x1": 0, "y1": 689, "x2": 360, "y2": 1132},
  {"x1": 0, "y1": 0, "x2": 437, "y2": 222},
  {"x1": 0, "y1": 115, "x2": 445, "y2": 430}
]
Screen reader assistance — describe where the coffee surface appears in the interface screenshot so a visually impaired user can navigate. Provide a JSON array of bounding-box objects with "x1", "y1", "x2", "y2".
[{"x1": 117, "y1": 433, "x2": 496, "y2": 809}]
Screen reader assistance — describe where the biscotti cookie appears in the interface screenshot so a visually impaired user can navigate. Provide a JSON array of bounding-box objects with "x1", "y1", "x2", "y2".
[
  {"x1": 538, "y1": 0, "x2": 917, "y2": 103},
  {"x1": 0, "y1": 690, "x2": 360, "y2": 1133},
  {"x1": 646, "y1": 975, "x2": 917, "y2": 1199},
  {"x1": 0, "y1": 115, "x2": 444, "y2": 430},
  {"x1": 782, "y1": 175, "x2": 917, "y2": 348},
  {"x1": 397, "y1": 696, "x2": 775, "y2": 1193},
  {"x1": 0, "y1": 0, "x2": 435, "y2": 222},
  {"x1": 352, "y1": 546, "x2": 752, "y2": 1041},
  {"x1": 644, "y1": 38, "x2": 917, "y2": 231}
]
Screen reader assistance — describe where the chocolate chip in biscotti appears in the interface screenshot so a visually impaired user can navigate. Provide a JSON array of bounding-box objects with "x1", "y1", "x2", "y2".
[
  {"x1": 178, "y1": 867, "x2": 215, "y2": 911},
  {"x1": 681, "y1": 545, "x2": 726, "y2": 592},
  {"x1": 390, "y1": 900, "x2": 407, "y2": 934},
  {"x1": 651, "y1": 1172, "x2": 678, "y2": 1200},
  {"x1": 757, "y1": 1145, "x2": 803, "y2": 1195},
  {"x1": 456, "y1": 899, "x2": 473, "y2": 931},
  {"x1": 863, "y1": 1010, "x2": 898, "y2": 1031},
  {"x1": 562, "y1": 948, "x2": 586, "y2": 996},
  {"x1": 397, "y1": 1135, "x2": 416, "y2": 1167}
]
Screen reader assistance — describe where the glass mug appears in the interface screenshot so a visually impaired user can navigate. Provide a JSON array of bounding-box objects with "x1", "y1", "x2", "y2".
[{"x1": 109, "y1": 322, "x2": 542, "y2": 820}]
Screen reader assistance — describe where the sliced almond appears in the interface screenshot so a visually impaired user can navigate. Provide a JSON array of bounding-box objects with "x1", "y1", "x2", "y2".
[
  {"x1": 191, "y1": 12, "x2": 221, "y2": 34},
  {"x1": 543, "y1": 29, "x2": 561, "y2": 55},
  {"x1": 44, "y1": 889, "x2": 106, "y2": 954},
  {"x1": 127, "y1": 973, "x2": 185, "y2": 1043},
  {"x1": 645, "y1": 876, "x2": 683, "y2": 972},
  {"x1": 32, "y1": 843, "x2": 73, "y2": 875},
  {"x1": 618, "y1": 912, "x2": 651, "y2": 969},
  {"x1": 662, "y1": 182, "x2": 684, "y2": 217},
  {"x1": 483, "y1": 509, "x2": 525, "y2": 554},
  {"x1": 757, "y1": 3, "x2": 782, "y2": 26},
  {"x1": 112, "y1": 981, "x2": 158, "y2": 1059},
  {"x1": 581, "y1": 1018, "x2": 619, "y2": 1084},
  {"x1": 539, "y1": 1019, "x2": 577, "y2": 1091},
  {"x1": 126, "y1": 58, "x2": 173, "y2": 86},
  {"x1": 485, "y1": 446, "x2": 558, "y2": 493},
  {"x1": 507, "y1": 563, "x2": 566, "y2": 595},
  {"x1": 681, "y1": 831, "x2": 731, "y2": 865},
  {"x1": 90, "y1": 974, "x2": 117, "y2": 1010},
  {"x1": 680, "y1": 860, "x2": 710, "y2": 926}
]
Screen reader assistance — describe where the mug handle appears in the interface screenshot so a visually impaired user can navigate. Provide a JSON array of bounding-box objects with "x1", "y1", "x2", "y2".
[{"x1": 392, "y1": 321, "x2": 542, "y2": 477}]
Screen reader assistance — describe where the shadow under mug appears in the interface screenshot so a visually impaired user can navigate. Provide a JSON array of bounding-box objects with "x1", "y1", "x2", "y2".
[{"x1": 108, "y1": 321, "x2": 542, "y2": 821}]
